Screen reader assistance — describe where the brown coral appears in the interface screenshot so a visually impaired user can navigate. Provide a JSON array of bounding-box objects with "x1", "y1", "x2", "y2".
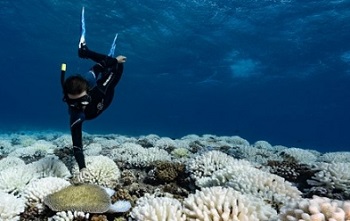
[
  {"x1": 146, "y1": 161, "x2": 186, "y2": 184},
  {"x1": 90, "y1": 215, "x2": 108, "y2": 221},
  {"x1": 266, "y1": 159, "x2": 317, "y2": 191}
]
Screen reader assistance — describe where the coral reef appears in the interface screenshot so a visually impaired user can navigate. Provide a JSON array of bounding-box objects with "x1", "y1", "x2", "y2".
[
  {"x1": 0, "y1": 131, "x2": 348, "y2": 221},
  {"x1": 307, "y1": 162, "x2": 350, "y2": 200},
  {"x1": 279, "y1": 147, "x2": 319, "y2": 164},
  {"x1": 48, "y1": 210, "x2": 90, "y2": 221},
  {"x1": 192, "y1": 152, "x2": 302, "y2": 208},
  {"x1": 22, "y1": 177, "x2": 71, "y2": 211},
  {"x1": 110, "y1": 142, "x2": 171, "y2": 168},
  {"x1": 130, "y1": 196, "x2": 185, "y2": 220},
  {"x1": 318, "y1": 151, "x2": 350, "y2": 163},
  {"x1": 0, "y1": 156, "x2": 25, "y2": 170},
  {"x1": 183, "y1": 186, "x2": 277, "y2": 221},
  {"x1": 279, "y1": 195, "x2": 350, "y2": 221},
  {"x1": 146, "y1": 161, "x2": 186, "y2": 184},
  {"x1": 72, "y1": 155, "x2": 121, "y2": 188},
  {"x1": 29, "y1": 156, "x2": 72, "y2": 179},
  {"x1": 266, "y1": 159, "x2": 317, "y2": 191},
  {"x1": 0, "y1": 190, "x2": 26, "y2": 221},
  {"x1": 0, "y1": 163, "x2": 39, "y2": 194}
]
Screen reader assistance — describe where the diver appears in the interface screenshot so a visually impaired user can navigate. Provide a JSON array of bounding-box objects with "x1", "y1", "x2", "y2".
[{"x1": 61, "y1": 7, "x2": 126, "y2": 182}]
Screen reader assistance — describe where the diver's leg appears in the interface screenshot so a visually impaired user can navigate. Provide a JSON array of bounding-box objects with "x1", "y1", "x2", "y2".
[
  {"x1": 78, "y1": 44, "x2": 109, "y2": 63},
  {"x1": 77, "y1": 7, "x2": 108, "y2": 63},
  {"x1": 96, "y1": 63, "x2": 124, "y2": 110}
]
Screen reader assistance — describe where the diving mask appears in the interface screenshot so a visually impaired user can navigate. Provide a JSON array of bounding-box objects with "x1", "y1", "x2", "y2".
[{"x1": 65, "y1": 94, "x2": 91, "y2": 108}]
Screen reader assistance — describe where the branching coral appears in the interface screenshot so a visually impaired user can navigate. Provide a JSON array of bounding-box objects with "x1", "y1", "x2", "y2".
[
  {"x1": 48, "y1": 211, "x2": 90, "y2": 221},
  {"x1": 266, "y1": 159, "x2": 317, "y2": 187},
  {"x1": 22, "y1": 177, "x2": 71, "y2": 211},
  {"x1": 182, "y1": 186, "x2": 277, "y2": 221},
  {"x1": 279, "y1": 147, "x2": 319, "y2": 164},
  {"x1": 307, "y1": 162, "x2": 350, "y2": 197},
  {"x1": 146, "y1": 161, "x2": 186, "y2": 184},
  {"x1": 72, "y1": 155, "x2": 121, "y2": 188},
  {"x1": 191, "y1": 151, "x2": 301, "y2": 207},
  {"x1": 318, "y1": 152, "x2": 350, "y2": 163},
  {"x1": 187, "y1": 150, "x2": 251, "y2": 182},
  {"x1": 0, "y1": 156, "x2": 25, "y2": 170},
  {"x1": 0, "y1": 190, "x2": 26, "y2": 221},
  {"x1": 29, "y1": 156, "x2": 72, "y2": 179},
  {"x1": 130, "y1": 196, "x2": 186, "y2": 221},
  {"x1": 110, "y1": 142, "x2": 171, "y2": 168},
  {"x1": 279, "y1": 195, "x2": 350, "y2": 221},
  {"x1": 0, "y1": 164, "x2": 39, "y2": 194},
  {"x1": 9, "y1": 140, "x2": 57, "y2": 159}
]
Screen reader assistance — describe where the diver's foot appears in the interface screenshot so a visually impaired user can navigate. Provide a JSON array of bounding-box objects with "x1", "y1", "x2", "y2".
[
  {"x1": 78, "y1": 42, "x2": 89, "y2": 58},
  {"x1": 79, "y1": 36, "x2": 86, "y2": 48}
]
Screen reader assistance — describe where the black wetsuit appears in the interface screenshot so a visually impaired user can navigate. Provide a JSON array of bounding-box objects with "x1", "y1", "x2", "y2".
[{"x1": 67, "y1": 48, "x2": 123, "y2": 170}]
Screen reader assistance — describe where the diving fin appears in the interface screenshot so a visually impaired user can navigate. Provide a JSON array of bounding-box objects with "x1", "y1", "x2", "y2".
[
  {"x1": 108, "y1": 33, "x2": 118, "y2": 57},
  {"x1": 79, "y1": 7, "x2": 86, "y2": 48}
]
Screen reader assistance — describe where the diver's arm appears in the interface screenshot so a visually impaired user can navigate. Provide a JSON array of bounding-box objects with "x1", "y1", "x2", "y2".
[{"x1": 69, "y1": 110, "x2": 86, "y2": 170}]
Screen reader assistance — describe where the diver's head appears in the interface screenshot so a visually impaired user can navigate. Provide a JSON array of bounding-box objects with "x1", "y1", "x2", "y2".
[
  {"x1": 63, "y1": 75, "x2": 91, "y2": 108},
  {"x1": 63, "y1": 75, "x2": 88, "y2": 96}
]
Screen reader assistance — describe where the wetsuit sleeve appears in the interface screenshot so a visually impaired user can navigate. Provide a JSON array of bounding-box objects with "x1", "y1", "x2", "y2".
[{"x1": 69, "y1": 109, "x2": 86, "y2": 170}]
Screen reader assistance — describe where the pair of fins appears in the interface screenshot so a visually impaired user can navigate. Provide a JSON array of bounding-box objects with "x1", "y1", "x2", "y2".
[
  {"x1": 61, "y1": 7, "x2": 118, "y2": 86},
  {"x1": 78, "y1": 7, "x2": 118, "y2": 57}
]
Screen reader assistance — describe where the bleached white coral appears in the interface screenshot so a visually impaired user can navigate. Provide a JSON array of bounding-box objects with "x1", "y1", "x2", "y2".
[
  {"x1": 183, "y1": 186, "x2": 277, "y2": 221},
  {"x1": 0, "y1": 164, "x2": 39, "y2": 194},
  {"x1": 253, "y1": 140, "x2": 274, "y2": 150},
  {"x1": 193, "y1": 152, "x2": 301, "y2": 206},
  {"x1": 154, "y1": 137, "x2": 177, "y2": 149},
  {"x1": 0, "y1": 139, "x2": 16, "y2": 154},
  {"x1": 186, "y1": 150, "x2": 251, "y2": 181},
  {"x1": 223, "y1": 135, "x2": 250, "y2": 146},
  {"x1": 29, "y1": 156, "x2": 72, "y2": 179},
  {"x1": 48, "y1": 211, "x2": 90, "y2": 221},
  {"x1": 13, "y1": 134, "x2": 36, "y2": 147},
  {"x1": 9, "y1": 140, "x2": 57, "y2": 158},
  {"x1": 52, "y1": 134, "x2": 72, "y2": 148},
  {"x1": 280, "y1": 147, "x2": 319, "y2": 164},
  {"x1": 0, "y1": 156, "x2": 25, "y2": 170},
  {"x1": 0, "y1": 191, "x2": 25, "y2": 221},
  {"x1": 307, "y1": 162, "x2": 350, "y2": 191},
  {"x1": 72, "y1": 155, "x2": 120, "y2": 188},
  {"x1": 130, "y1": 196, "x2": 186, "y2": 221},
  {"x1": 137, "y1": 134, "x2": 161, "y2": 146},
  {"x1": 318, "y1": 151, "x2": 350, "y2": 163},
  {"x1": 195, "y1": 134, "x2": 250, "y2": 149},
  {"x1": 234, "y1": 145, "x2": 283, "y2": 165},
  {"x1": 279, "y1": 195, "x2": 350, "y2": 221},
  {"x1": 110, "y1": 142, "x2": 171, "y2": 167},
  {"x1": 83, "y1": 142, "x2": 102, "y2": 156},
  {"x1": 22, "y1": 177, "x2": 71, "y2": 211},
  {"x1": 92, "y1": 137, "x2": 120, "y2": 148}
]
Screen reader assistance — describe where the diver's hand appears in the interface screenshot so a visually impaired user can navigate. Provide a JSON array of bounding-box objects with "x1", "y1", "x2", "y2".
[
  {"x1": 117, "y1": 55, "x2": 127, "y2": 63},
  {"x1": 72, "y1": 168, "x2": 93, "y2": 184}
]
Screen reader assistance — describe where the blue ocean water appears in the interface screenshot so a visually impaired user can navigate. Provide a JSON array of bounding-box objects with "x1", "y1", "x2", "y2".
[{"x1": 0, "y1": 0, "x2": 349, "y2": 152}]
